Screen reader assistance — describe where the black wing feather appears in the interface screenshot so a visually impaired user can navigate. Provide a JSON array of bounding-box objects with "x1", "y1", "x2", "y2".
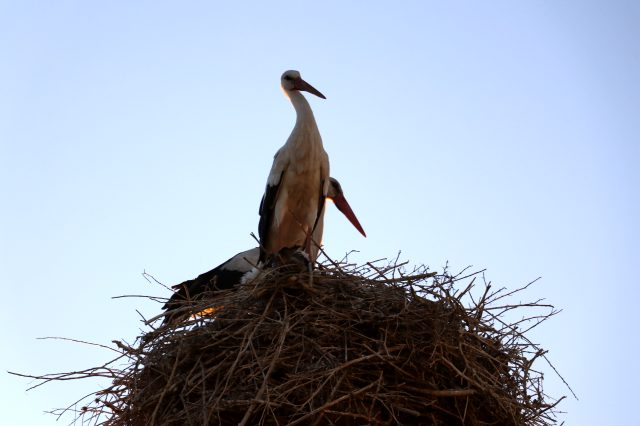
[
  {"x1": 258, "y1": 171, "x2": 284, "y2": 262},
  {"x1": 163, "y1": 255, "x2": 246, "y2": 324},
  {"x1": 310, "y1": 178, "x2": 327, "y2": 237}
]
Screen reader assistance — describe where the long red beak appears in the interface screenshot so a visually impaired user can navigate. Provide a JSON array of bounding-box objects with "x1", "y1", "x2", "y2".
[
  {"x1": 294, "y1": 78, "x2": 326, "y2": 99},
  {"x1": 331, "y1": 194, "x2": 366, "y2": 237}
]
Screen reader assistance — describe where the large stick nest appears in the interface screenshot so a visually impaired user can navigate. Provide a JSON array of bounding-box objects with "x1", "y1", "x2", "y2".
[{"x1": 20, "y1": 258, "x2": 564, "y2": 425}]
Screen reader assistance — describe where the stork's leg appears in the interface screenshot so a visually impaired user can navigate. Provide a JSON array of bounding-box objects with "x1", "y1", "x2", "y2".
[
  {"x1": 303, "y1": 227, "x2": 313, "y2": 261},
  {"x1": 303, "y1": 228, "x2": 315, "y2": 278}
]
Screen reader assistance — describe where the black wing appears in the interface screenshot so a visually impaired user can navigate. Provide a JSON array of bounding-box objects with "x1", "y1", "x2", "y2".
[
  {"x1": 258, "y1": 170, "x2": 284, "y2": 262},
  {"x1": 311, "y1": 178, "x2": 327, "y2": 237},
  {"x1": 162, "y1": 250, "x2": 256, "y2": 325}
]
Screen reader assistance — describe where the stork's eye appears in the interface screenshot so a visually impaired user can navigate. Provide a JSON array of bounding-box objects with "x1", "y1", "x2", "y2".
[{"x1": 284, "y1": 75, "x2": 292, "y2": 81}]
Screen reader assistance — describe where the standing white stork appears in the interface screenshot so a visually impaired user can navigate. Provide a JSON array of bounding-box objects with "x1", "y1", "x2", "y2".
[
  {"x1": 259, "y1": 70, "x2": 330, "y2": 264},
  {"x1": 162, "y1": 177, "x2": 366, "y2": 324}
]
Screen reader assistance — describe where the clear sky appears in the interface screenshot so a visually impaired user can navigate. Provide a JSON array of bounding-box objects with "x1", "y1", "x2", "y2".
[{"x1": 1, "y1": 1, "x2": 638, "y2": 424}]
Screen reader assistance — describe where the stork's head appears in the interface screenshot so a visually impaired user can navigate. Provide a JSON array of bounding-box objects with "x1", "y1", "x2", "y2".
[
  {"x1": 328, "y1": 177, "x2": 366, "y2": 237},
  {"x1": 281, "y1": 70, "x2": 326, "y2": 99}
]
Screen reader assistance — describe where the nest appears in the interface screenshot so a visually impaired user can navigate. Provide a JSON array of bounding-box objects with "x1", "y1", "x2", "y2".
[{"x1": 18, "y1": 258, "x2": 564, "y2": 425}]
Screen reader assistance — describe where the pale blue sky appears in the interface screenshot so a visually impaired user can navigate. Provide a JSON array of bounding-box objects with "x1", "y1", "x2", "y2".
[{"x1": 1, "y1": 1, "x2": 638, "y2": 424}]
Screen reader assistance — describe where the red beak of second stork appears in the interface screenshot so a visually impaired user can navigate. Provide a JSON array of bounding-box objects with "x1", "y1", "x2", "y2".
[{"x1": 327, "y1": 177, "x2": 367, "y2": 238}]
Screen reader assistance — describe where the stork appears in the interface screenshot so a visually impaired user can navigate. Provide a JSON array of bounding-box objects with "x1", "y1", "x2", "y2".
[
  {"x1": 258, "y1": 70, "x2": 329, "y2": 265},
  {"x1": 162, "y1": 177, "x2": 365, "y2": 324}
]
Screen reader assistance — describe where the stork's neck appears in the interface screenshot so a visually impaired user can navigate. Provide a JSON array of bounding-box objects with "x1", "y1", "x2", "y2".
[{"x1": 288, "y1": 90, "x2": 318, "y2": 131}]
